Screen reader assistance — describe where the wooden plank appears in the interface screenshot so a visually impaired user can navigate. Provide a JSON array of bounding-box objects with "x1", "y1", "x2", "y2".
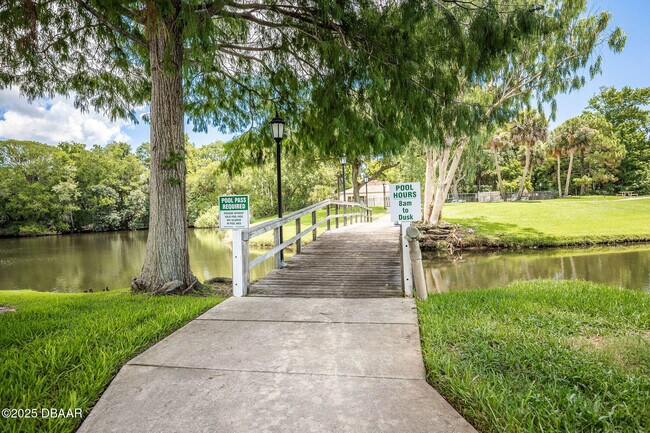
[{"x1": 250, "y1": 219, "x2": 402, "y2": 298}]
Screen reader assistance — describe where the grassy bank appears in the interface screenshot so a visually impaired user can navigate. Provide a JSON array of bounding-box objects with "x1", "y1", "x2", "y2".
[
  {"x1": 441, "y1": 196, "x2": 650, "y2": 248},
  {"x1": 418, "y1": 280, "x2": 650, "y2": 433},
  {"x1": 0, "y1": 290, "x2": 223, "y2": 433}
]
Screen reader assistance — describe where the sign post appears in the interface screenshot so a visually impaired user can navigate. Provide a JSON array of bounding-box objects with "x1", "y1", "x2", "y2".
[
  {"x1": 219, "y1": 195, "x2": 250, "y2": 297},
  {"x1": 218, "y1": 195, "x2": 250, "y2": 229},
  {"x1": 389, "y1": 183, "x2": 421, "y2": 298}
]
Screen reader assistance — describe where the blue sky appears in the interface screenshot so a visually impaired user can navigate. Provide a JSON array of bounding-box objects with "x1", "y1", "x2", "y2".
[
  {"x1": 0, "y1": 0, "x2": 648, "y2": 147},
  {"x1": 549, "y1": 0, "x2": 650, "y2": 127}
]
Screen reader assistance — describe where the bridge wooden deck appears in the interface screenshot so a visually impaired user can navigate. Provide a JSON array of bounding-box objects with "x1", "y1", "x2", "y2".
[{"x1": 249, "y1": 218, "x2": 402, "y2": 298}]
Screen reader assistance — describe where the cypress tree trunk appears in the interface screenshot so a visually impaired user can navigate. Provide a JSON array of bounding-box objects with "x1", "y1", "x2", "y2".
[
  {"x1": 133, "y1": 9, "x2": 196, "y2": 292},
  {"x1": 492, "y1": 147, "x2": 506, "y2": 201},
  {"x1": 351, "y1": 162, "x2": 361, "y2": 203}
]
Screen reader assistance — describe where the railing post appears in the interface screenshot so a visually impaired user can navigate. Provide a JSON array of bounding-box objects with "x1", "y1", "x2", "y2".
[
  {"x1": 273, "y1": 227, "x2": 282, "y2": 269},
  {"x1": 400, "y1": 223, "x2": 414, "y2": 298},
  {"x1": 343, "y1": 204, "x2": 347, "y2": 226},
  {"x1": 232, "y1": 229, "x2": 250, "y2": 297},
  {"x1": 295, "y1": 218, "x2": 301, "y2": 253},
  {"x1": 326, "y1": 205, "x2": 331, "y2": 230},
  {"x1": 335, "y1": 204, "x2": 339, "y2": 228},
  {"x1": 312, "y1": 211, "x2": 317, "y2": 241}
]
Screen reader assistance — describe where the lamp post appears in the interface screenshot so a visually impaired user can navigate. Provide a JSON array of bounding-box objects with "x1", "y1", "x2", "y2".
[
  {"x1": 363, "y1": 175, "x2": 369, "y2": 206},
  {"x1": 270, "y1": 114, "x2": 285, "y2": 263},
  {"x1": 340, "y1": 156, "x2": 347, "y2": 202}
]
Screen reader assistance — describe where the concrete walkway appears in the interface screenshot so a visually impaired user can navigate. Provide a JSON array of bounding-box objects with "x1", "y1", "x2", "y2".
[{"x1": 79, "y1": 297, "x2": 476, "y2": 433}]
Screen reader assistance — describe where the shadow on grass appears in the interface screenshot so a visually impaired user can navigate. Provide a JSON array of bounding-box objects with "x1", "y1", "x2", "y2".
[
  {"x1": 452, "y1": 217, "x2": 544, "y2": 236},
  {"x1": 450, "y1": 217, "x2": 557, "y2": 247}
]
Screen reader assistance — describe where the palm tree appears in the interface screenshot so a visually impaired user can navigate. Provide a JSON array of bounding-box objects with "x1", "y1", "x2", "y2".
[
  {"x1": 548, "y1": 137, "x2": 565, "y2": 198},
  {"x1": 486, "y1": 129, "x2": 509, "y2": 201},
  {"x1": 564, "y1": 126, "x2": 595, "y2": 196},
  {"x1": 552, "y1": 117, "x2": 598, "y2": 196},
  {"x1": 509, "y1": 110, "x2": 548, "y2": 200}
]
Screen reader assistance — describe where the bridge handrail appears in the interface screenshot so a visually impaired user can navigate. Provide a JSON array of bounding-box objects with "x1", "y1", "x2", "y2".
[
  {"x1": 232, "y1": 199, "x2": 373, "y2": 297},
  {"x1": 244, "y1": 199, "x2": 370, "y2": 240}
]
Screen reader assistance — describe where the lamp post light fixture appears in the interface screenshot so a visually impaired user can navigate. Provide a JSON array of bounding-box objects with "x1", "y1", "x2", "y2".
[
  {"x1": 363, "y1": 175, "x2": 369, "y2": 206},
  {"x1": 270, "y1": 114, "x2": 285, "y2": 264},
  {"x1": 340, "y1": 156, "x2": 347, "y2": 202}
]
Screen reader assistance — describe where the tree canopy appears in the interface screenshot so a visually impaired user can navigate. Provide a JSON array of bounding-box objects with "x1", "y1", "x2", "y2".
[{"x1": 586, "y1": 86, "x2": 650, "y2": 193}]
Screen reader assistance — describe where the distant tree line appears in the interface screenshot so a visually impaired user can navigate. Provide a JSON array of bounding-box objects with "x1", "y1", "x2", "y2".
[
  {"x1": 0, "y1": 140, "x2": 148, "y2": 236},
  {"x1": 0, "y1": 138, "x2": 345, "y2": 236}
]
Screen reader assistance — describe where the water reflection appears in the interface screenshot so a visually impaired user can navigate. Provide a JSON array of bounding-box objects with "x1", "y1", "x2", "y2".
[
  {"x1": 0, "y1": 229, "x2": 274, "y2": 292},
  {"x1": 423, "y1": 245, "x2": 650, "y2": 293}
]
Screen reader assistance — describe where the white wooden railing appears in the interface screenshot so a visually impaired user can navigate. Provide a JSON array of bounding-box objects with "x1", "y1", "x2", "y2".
[{"x1": 231, "y1": 200, "x2": 373, "y2": 296}]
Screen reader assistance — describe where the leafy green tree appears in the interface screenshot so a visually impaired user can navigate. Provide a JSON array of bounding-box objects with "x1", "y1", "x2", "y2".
[
  {"x1": 0, "y1": 0, "x2": 426, "y2": 291},
  {"x1": 485, "y1": 129, "x2": 510, "y2": 200},
  {"x1": 422, "y1": 1, "x2": 625, "y2": 223},
  {"x1": 52, "y1": 165, "x2": 81, "y2": 230},
  {"x1": 0, "y1": 139, "x2": 149, "y2": 235},
  {"x1": 0, "y1": 140, "x2": 67, "y2": 234},
  {"x1": 587, "y1": 86, "x2": 650, "y2": 193}
]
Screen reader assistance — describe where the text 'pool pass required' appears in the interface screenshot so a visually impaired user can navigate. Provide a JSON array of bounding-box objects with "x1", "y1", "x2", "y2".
[
  {"x1": 389, "y1": 183, "x2": 422, "y2": 223},
  {"x1": 218, "y1": 195, "x2": 250, "y2": 229}
]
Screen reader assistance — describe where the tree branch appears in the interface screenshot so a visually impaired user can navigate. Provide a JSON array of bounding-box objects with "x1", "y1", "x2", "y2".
[{"x1": 74, "y1": 0, "x2": 147, "y2": 49}]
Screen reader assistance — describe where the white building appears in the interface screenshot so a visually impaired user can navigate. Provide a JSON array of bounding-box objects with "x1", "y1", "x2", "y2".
[{"x1": 340, "y1": 180, "x2": 389, "y2": 207}]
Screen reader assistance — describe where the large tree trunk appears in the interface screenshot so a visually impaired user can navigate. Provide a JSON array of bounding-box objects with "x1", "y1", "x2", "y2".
[
  {"x1": 423, "y1": 148, "x2": 437, "y2": 222},
  {"x1": 492, "y1": 147, "x2": 506, "y2": 201},
  {"x1": 556, "y1": 155, "x2": 562, "y2": 198},
  {"x1": 351, "y1": 162, "x2": 361, "y2": 203},
  {"x1": 134, "y1": 11, "x2": 195, "y2": 292},
  {"x1": 564, "y1": 150, "x2": 575, "y2": 197},
  {"x1": 517, "y1": 145, "x2": 531, "y2": 200},
  {"x1": 429, "y1": 137, "x2": 465, "y2": 225}
]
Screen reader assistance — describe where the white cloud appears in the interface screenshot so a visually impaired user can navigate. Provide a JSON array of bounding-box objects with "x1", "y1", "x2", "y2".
[{"x1": 0, "y1": 88, "x2": 133, "y2": 145}]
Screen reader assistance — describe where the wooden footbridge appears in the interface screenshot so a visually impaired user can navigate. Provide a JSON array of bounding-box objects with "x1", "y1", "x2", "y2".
[{"x1": 231, "y1": 200, "x2": 414, "y2": 298}]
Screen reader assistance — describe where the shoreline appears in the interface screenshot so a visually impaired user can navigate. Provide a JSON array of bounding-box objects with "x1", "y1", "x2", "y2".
[{"x1": 417, "y1": 222, "x2": 650, "y2": 252}]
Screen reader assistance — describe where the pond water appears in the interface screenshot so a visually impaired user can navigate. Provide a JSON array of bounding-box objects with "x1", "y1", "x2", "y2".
[
  {"x1": 0, "y1": 229, "x2": 275, "y2": 292},
  {"x1": 1, "y1": 230, "x2": 649, "y2": 293},
  {"x1": 423, "y1": 244, "x2": 650, "y2": 293}
]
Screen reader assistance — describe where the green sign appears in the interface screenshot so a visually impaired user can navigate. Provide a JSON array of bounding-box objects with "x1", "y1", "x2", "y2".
[{"x1": 218, "y1": 195, "x2": 249, "y2": 229}]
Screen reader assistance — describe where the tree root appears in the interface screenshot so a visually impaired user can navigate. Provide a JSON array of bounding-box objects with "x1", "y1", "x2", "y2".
[{"x1": 415, "y1": 222, "x2": 466, "y2": 253}]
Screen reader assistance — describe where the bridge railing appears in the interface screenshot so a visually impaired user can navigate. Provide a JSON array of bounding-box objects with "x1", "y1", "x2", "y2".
[{"x1": 231, "y1": 199, "x2": 373, "y2": 296}]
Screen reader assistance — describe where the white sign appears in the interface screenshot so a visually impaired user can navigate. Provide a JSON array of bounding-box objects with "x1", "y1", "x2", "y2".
[
  {"x1": 218, "y1": 195, "x2": 250, "y2": 229},
  {"x1": 389, "y1": 182, "x2": 421, "y2": 223}
]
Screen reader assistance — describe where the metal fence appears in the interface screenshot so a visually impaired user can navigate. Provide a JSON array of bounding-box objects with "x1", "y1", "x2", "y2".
[{"x1": 446, "y1": 190, "x2": 558, "y2": 203}]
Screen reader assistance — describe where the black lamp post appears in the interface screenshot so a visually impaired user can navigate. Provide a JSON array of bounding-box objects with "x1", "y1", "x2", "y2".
[
  {"x1": 270, "y1": 114, "x2": 285, "y2": 262},
  {"x1": 340, "y1": 156, "x2": 347, "y2": 202},
  {"x1": 363, "y1": 175, "x2": 369, "y2": 206}
]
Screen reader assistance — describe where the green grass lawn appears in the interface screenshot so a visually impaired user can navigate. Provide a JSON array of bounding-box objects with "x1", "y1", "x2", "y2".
[
  {"x1": 0, "y1": 290, "x2": 223, "y2": 433},
  {"x1": 247, "y1": 205, "x2": 387, "y2": 247},
  {"x1": 418, "y1": 280, "x2": 650, "y2": 433},
  {"x1": 443, "y1": 196, "x2": 650, "y2": 247}
]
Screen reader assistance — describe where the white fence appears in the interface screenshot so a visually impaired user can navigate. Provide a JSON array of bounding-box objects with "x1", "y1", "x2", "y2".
[{"x1": 231, "y1": 200, "x2": 373, "y2": 296}]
